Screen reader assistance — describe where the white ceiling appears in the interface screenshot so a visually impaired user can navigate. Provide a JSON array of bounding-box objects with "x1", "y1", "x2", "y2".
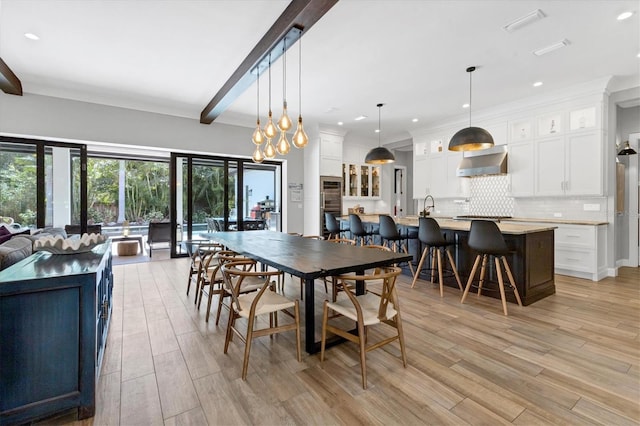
[{"x1": 0, "y1": 0, "x2": 638, "y2": 147}]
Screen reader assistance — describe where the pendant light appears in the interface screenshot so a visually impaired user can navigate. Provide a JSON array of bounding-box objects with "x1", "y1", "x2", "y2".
[
  {"x1": 263, "y1": 54, "x2": 278, "y2": 141},
  {"x1": 448, "y1": 66, "x2": 494, "y2": 151},
  {"x1": 292, "y1": 37, "x2": 309, "y2": 148},
  {"x1": 618, "y1": 141, "x2": 637, "y2": 156},
  {"x1": 277, "y1": 38, "x2": 292, "y2": 133},
  {"x1": 251, "y1": 66, "x2": 265, "y2": 146},
  {"x1": 365, "y1": 103, "x2": 395, "y2": 164},
  {"x1": 251, "y1": 65, "x2": 265, "y2": 163},
  {"x1": 263, "y1": 54, "x2": 277, "y2": 159},
  {"x1": 276, "y1": 38, "x2": 291, "y2": 155}
]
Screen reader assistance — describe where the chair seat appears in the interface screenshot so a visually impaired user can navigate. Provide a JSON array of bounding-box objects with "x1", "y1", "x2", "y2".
[
  {"x1": 234, "y1": 290, "x2": 296, "y2": 318},
  {"x1": 327, "y1": 292, "x2": 397, "y2": 325}
]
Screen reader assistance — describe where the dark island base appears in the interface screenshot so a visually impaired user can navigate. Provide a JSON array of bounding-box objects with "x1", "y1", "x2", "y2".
[{"x1": 397, "y1": 227, "x2": 556, "y2": 306}]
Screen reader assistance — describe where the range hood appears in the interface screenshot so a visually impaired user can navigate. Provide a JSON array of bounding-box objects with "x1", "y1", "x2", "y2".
[{"x1": 456, "y1": 144, "x2": 508, "y2": 177}]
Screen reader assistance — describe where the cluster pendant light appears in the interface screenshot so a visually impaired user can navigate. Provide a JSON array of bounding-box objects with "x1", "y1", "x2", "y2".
[
  {"x1": 251, "y1": 33, "x2": 307, "y2": 163},
  {"x1": 365, "y1": 103, "x2": 395, "y2": 164},
  {"x1": 448, "y1": 66, "x2": 494, "y2": 151}
]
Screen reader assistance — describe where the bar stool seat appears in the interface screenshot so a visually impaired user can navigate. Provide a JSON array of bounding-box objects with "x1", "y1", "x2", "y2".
[
  {"x1": 378, "y1": 214, "x2": 415, "y2": 277},
  {"x1": 461, "y1": 220, "x2": 523, "y2": 315},
  {"x1": 325, "y1": 212, "x2": 349, "y2": 240},
  {"x1": 411, "y1": 217, "x2": 462, "y2": 296},
  {"x1": 349, "y1": 214, "x2": 378, "y2": 246}
]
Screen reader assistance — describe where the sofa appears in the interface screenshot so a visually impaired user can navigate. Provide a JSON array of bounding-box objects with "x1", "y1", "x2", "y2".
[{"x1": 0, "y1": 226, "x2": 67, "y2": 271}]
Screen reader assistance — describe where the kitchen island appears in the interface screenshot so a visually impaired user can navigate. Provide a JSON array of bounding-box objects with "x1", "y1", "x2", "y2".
[{"x1": 341, "y1": 215, "x2": 557, "y2": 305}]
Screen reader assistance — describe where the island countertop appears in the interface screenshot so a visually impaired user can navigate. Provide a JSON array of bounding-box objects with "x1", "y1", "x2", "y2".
[{"x1": 346, "y1": 215, "x2": 557, "y2": 234}]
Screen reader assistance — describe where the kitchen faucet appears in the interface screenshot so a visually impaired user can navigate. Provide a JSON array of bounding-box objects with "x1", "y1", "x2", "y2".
[{"x1": 422, "y1": 195, "x2": 435, "y2": 217}]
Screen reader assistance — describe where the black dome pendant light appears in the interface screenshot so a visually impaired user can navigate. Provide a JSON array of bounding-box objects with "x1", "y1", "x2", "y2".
[
  {"x1": 448, "y1": 66, "x2": 494, "y2": 151},
  {"x1": 618, "y1": 141, "x2": 637, "y2": 156},
  {"x1": 365, "y1": 103, "x2": 395, "y2": 164}
]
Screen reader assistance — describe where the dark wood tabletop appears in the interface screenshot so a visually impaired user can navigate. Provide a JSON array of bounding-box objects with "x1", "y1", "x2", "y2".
[{"x1": 202, "y1": 230, "x2": 411, "y2": 353}]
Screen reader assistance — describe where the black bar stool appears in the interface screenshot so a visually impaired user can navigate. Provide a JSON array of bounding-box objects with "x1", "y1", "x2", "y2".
[
  {"x1": 461, "y1": 220, "x2": 523, "y2": 315},
  {"x1": 324, "y1": 212, "x2": 349, "y2": 240},
  {"x1": 349, "y1": 214, "x2": 377, "y2": 246},
  {"x1": 411, "y1": 217, "x2": 462, "y2": 296},
  {"x1": 378, "y1": 214, "x2": 415, "y2": 277}
]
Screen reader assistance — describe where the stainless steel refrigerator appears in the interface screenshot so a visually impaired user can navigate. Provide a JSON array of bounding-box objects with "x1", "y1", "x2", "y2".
[{"x1": 320, "y1": 176, "x2": 343, "y2": 238}]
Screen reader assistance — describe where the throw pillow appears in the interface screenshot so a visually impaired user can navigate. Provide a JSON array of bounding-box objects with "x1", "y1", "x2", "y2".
[{"x1": 0, "y1": 226, "x2": 12, "y2": 244}]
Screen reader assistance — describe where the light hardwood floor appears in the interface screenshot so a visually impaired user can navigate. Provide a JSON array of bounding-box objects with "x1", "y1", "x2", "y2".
[{"x1": 45, "y1": 259, "x2": 639, "y2": 425}]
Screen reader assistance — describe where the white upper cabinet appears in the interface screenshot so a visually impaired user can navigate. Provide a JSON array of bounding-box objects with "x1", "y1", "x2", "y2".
[
  {"x1": 319, "y1": 134, "x2": 343, "y2": 177},
  {"x1": 508, "y1": 140, "x2": 535, "y2": 197}
]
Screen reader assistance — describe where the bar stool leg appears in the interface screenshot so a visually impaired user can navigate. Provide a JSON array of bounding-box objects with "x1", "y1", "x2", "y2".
[
  {"x1": 502, "y1": 256, "x2": 523, "y2": 307},
  {"x1": 477, "y1": 255, "x2": 488, "y2": 298},
  {"x1": 495, "y1": 257, "x2": 509, "y2": 315},
  {"x1": 436, "y1": 248, "x2": 444, "y2": 297},
  {"x1": 445, "y1": 249, "x2": 463, "y2": 291},
  {"x1": 411, "y1": 246, "x2": 429, "y2": 288},
  {"x1": 461, "y1": 255, "x2": 482, "y2": 304},
  {"x1": 401, "y1": 242, "x2": 415, "y2": 278}
]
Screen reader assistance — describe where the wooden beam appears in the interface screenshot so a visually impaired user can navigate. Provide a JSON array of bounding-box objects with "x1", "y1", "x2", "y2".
[
  {"x1": 0, "y1": 57, "x2": 23, "y2": 96},
  {"x1": 200, "y1": 0, "x2": 338, "y2": 124}
]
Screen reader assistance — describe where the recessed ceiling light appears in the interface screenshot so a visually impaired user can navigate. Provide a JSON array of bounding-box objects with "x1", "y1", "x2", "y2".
[
  {"x1": 533, "y1": 81, "x2": 543, "y2": 87},
  {"x1": 354, "y1": 115, "x2": 367, "y2": 121},
  {"x1": 503, "y1": 9, "x2": 546, "y2": 32},
  {"x1": 637, "y1": 52, "x2": 640, "y2": 58},
  {"x1": 462, "y1": 103, "x2": 470, "y2": 109},
  {"x1": 375, "y1": 129, "x2": 380, "y2": 133},
  {"x1": 533, "y1": 39, "x2": 570, "y2": 56},
  {"x1": 617, "y1": 11, "x2": 634, "y2": 21},
  {"x1": 337, "y1": 121, "x2": 343, "y2": 126},
  {"x1": 24, "y1": 33, "x2": 40, "y2": 40},
  {"x1": 412, "y1": 118, "x2": 419, "y2": 122}
]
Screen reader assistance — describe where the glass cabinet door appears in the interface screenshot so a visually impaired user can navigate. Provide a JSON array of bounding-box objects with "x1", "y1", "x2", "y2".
[
  {"x1": 371, "y1": 166, "x2": 380, "y2": 197},
  {"x1": 360, "y1": 165, "x2": 369, "y2": 196},
  {"x1": 348, "y1": 164, "x2": 358, "y2": 196}
]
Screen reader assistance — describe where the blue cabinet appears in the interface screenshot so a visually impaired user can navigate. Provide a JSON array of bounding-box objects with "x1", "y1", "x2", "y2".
[{"x1": 0, "y1": 242, "x2": 113, "y2": 425}]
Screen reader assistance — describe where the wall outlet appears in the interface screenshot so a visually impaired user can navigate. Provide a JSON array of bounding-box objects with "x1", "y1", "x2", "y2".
[
  {"x1": 583, "y1": 203, "x2": 601, "y2": 211},
  {"x1": 553, "y1": 212, "x2": 563, "y2": 218}
]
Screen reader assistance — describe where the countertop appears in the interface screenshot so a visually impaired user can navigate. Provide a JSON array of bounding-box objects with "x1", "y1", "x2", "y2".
[
  {"x1": 343, "y1": 215, "x2": 556, "y2": 235},
  {"x1": 343, "y1": 214, "x2": 608, "y2": 227}
]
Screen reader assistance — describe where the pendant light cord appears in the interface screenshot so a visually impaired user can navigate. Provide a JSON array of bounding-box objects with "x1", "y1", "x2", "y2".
[
  {"x1": 469, "y1": 69, "x2": 472, "y2": 127},
  {"x1": 256, "y1": 67, "x2": 260, "y2": 119},
  {"x1": 282, "y1": 39, "x2": 286, "y2": 102},
  {"x1": 268, "y1": 54, "x2": 272, "y2": 111},
  {"x1": 378, "y1": 104, "x2": 382, "y2": 147},
  {"x1": 298, "y1": 36, "x2": 302, "y2": 115}
]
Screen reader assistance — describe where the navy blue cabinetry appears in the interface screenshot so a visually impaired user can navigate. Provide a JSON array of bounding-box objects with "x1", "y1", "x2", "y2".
[{"x1": 0, "y1": 242, "x2": 113, "y2": 425}]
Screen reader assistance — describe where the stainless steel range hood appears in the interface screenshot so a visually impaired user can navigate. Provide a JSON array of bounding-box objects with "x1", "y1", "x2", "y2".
[{"x1": 456, "y1": 145, "x2": 508, "y2": 177}]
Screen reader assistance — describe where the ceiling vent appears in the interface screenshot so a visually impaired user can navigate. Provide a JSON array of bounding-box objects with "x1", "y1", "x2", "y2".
[
  {"x1": 533, "y1": 39, "x2": 570, "y2": 56},
  {"x1": 503, "y1": 9, "x2": 546, "y2": 32}
]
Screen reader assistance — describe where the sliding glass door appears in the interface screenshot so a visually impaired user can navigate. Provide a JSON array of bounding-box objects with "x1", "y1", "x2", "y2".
[{"x1": 170, "y1": 153, "x2": 282, "y2": 257}]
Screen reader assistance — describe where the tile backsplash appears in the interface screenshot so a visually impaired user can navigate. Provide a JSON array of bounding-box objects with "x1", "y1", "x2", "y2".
[
  {"x1": 423, "y1": 174, "x2": 608, "y2": 222},
  {"x1": 469, "y1": 175, "x2": 514, "y2": 216}
]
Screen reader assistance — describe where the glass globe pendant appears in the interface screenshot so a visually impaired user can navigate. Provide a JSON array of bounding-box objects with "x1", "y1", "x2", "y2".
[
  {"x1": 252, "y1": 119, "x2": 265, "y2": 145},
  {"x1": 278, "y1": 101, "x2": 292, "y2": 132},
  {"x1": 264, "y1": 110, "x2": 277, "y2": 139},
  {"x1": 252, "y1": 145, "x2": 265, "y2": 163},
  {"x1": 276, "y1": 130, "x2": 290, "y2": 155},
  {"x1": 292, "y1": 116, "x2": 308, "y2": 148},
  {"x1": 264, "y1": 138, "x2": 277, "y2": 159}
]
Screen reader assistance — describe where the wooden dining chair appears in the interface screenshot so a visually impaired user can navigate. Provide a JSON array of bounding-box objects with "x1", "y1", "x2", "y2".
[
  {"x1": 212, "y1": 253, "x2": 261, "y2": 325},
  {"x1": 222, "y1": 260, "x2": 301, "y2": 380},
  {"x1": 185, "y1": 241, "x2": 220, "y2": 299},
  {"x1": 321, "y1": 266, "x2": 406, "y2": 389}
]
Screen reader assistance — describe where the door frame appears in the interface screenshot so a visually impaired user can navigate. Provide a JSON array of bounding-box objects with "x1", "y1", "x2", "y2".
[
  {"x1": 393, "y1": 166, "x2": 407, "y2": 217},
  {"x1": 626, "y1": 133, "x2": 639, "y2": 266}
]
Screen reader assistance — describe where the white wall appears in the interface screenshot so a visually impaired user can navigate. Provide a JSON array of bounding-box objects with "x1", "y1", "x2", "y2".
[{"x1": 0, "y1": 92, "x2": 305, "y2": 232}]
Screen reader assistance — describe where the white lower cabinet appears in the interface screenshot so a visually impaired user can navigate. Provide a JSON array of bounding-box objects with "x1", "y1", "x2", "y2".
[{"x1": 553, "y1": 224, "x2": 606, "y2": 281}]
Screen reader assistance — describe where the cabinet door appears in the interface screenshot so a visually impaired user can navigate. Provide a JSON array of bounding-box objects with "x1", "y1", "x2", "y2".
[
  {"x1": 446, "y1": 153, "x2": 463, "y2": 196},
  {"x1": 509, "y1": 141, "x2": 535, "y2": 197},
  {"x1": 360, "y1": 165, "x2": 370, "y2": 197},
  {"x1": 371, "y1": 166, "x2": 381, "y2": 197},
  {"x1": 429, "y1": 155, "x2": 447, "y2": 198},
  {"x1": 347, "y1": 164, "x2": 358, "y2": 197},
  {"x1": 413, "y1": 156, "x2": 430, "y2": 198},
  {"x1": 535, "y1": 136, "x2": 565, "y2": 196},
  {"x1": 565, "y1": 131, "x2": 602, "y2": 196}
]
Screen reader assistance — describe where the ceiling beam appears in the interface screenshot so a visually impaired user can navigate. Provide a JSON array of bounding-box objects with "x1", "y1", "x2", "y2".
[
  {"x1": 0, "y1": 57, "x2": 23, "y2": 96},
  {"x1": 200, "y1": 0, "x2": 338, "y2": 124}
]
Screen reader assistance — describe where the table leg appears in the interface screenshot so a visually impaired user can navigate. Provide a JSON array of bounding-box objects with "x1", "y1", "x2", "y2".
[{"x1": 304, "y1": 277, "x2": 316, "y2": 354}]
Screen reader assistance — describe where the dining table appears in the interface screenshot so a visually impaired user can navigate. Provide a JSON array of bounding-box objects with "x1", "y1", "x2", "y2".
[{"x1": 202, "y1": 230, "x2": 412, "y2": 354}]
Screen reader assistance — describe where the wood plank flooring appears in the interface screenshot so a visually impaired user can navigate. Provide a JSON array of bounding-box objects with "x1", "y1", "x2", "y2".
[{"x1": 42, "y1": 259, "x2": 639, "y2": 425}]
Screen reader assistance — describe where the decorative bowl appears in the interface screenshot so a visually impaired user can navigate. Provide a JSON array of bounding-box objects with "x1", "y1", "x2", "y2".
[{"x1": 34, "y1": 233, "x2": 108, "y2": 254}]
